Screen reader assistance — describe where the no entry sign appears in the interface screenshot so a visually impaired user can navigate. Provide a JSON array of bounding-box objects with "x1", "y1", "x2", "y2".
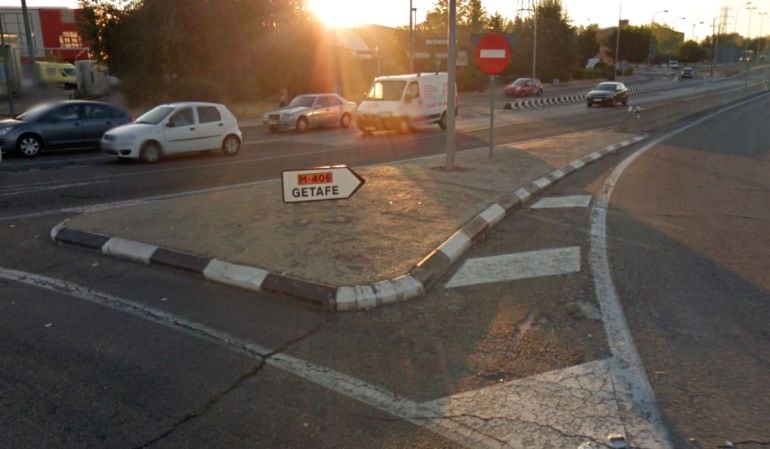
[{"x1": 475, "y1": 33, "x2": 511, "y2": 75}]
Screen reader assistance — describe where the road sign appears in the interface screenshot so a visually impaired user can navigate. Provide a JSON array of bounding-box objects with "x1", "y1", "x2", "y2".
[
  {"x1": 281, "y1": 165, "x2": 365, "y2": 203},
  {"x1": 475, "y1": 33, "x2": 511, "y2": 75}
]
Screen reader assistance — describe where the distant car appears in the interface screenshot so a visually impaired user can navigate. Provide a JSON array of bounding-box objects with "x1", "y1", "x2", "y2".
[
  {"x1": 586, "y1": 82, "x2": 629, "y2": 107},
  {"x1": 102, "y1": 102, "x2": 241, "y2": 163},
  {"x1": 504, "y1": 77, "x2": 543, "y2": 97},
  {"x1": 0, "y1": 100, "x2": 131, "y2": 158},
  {"x1": 681, "y1": 67, "x2": 693, "y2": 78},
  {"x1": 262, "y1": 93, "x2": 356, "y2": 132},
  {"x1": 668, "y1": 59, "x2": 680, "y2": 69}
]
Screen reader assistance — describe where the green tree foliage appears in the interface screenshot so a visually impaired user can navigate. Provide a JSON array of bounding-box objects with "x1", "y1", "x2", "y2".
[
  {"x1": 461, "y1": 0, "x2": 488, "y2": 34},
  {"x1": 421, "y1": 0, "x2": 489, "y2": 34},
  {"x1": 576, "y1": 26, "x2": 599, "y2": 67},
  {"x1": 603, "y1": 25, "x2": 653, "y2": 63},
  {"x1": 488, "y1": 12, "x2": 505, "y2": 33},
  {"x1": 678, "y1": 40, "x2": 709, "y2": 63},
  {"x1": 508, "y1": 0, "x2": 576, "y2": 82}
]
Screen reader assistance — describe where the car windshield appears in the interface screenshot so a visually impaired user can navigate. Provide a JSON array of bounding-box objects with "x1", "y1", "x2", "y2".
[
  {"x1": 513, "y1": 78, "x2": 530, "y2": 86},
  {"x1": 14, "y1": 103, "x2": 55, "y2": 121},
  {"x1": 595, "y1": 83, "x2": 617, "y2": 91},
  {"x1": 63, "y1": 68, "x2": 77, "y2": 77},
  {"x1": 135, "y1": 106, "x2": 175, "y2": 124},
  {"x1": 288, "y1": 96, "x2": 316, "y2": 108},
  {"x1": 365, "y1": 80, "x2": 406, "y2": 101}
]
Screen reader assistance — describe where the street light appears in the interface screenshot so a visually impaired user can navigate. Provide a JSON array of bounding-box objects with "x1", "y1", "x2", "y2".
[
  {"x1": 692, "y1": 20, "x2": 705, "y2": 42},
  {"x1": 647, "y1": 9, "x2": 669, "y2": 68},
  {"x1": 758, "y1": 12, "x2": 768, "y2": 59},
  {"x1": 746, "y1": 6, "x2": 756, "y2": 51},
  {"x1": 614, "y1": 0, "x2": 622, "y2": 78},
  {"x1": 734, "y1": 1, "x2": 752, "y2": 33},
  {"x1": 409, "y1": 0, "x2": 417, "y2": 72}
]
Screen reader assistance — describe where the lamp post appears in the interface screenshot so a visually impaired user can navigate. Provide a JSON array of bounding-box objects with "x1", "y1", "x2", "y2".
[
  {"x1": 734, "y1": 2, "x2": 752, "y2": 33},
  {"x1": 758, "y1": 12, "x2": 767, "y2": 59},
  {"x1": 614, "y1": 0, "x2": 622, "y2": 78},
  {"x1": 409, "y1": 0, "x2": 417, "y2": 73},
  {"x1": 647, "y1": 9, "x2": 669, "y2": 68},
  {"x1": 710, "y1": 15, "x2": 721, "y2": 77},
  {"x1": 746, "y1": 6, "x2": 756, "y2": 51},
  {"x1": 532, "y1": 0, "x2": 538, "y2": 80},
  {"x1": 692, "y1": 21, "x2": 704, "y2": 41}
]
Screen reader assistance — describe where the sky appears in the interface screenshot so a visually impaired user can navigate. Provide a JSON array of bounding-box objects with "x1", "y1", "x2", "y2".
[{"x1": 2, "y1": 0, "x2": 769, "y2": 40}]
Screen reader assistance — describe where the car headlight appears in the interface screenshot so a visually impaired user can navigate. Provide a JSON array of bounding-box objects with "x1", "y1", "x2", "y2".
[{"x1": 0, "y1": 127, "x2": 13, "y2": 136}]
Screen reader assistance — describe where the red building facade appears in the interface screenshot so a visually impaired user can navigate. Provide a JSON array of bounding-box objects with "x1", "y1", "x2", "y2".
[{"x1": 37, "y1": 8, "x2": 91, "y2": 62}]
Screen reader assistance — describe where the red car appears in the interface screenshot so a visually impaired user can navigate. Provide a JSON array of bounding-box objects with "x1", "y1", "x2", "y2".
[{"x1": 504, "y1": 77, "x2": 544, "y2": 97}]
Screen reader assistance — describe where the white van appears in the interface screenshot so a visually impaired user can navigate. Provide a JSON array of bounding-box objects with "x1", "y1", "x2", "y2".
[{"x1": 356, "y1": 72, "x2": 455, "y2": 133}]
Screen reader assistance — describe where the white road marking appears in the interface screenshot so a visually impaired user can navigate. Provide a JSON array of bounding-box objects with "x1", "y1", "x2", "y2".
[
  {"x1": 445, "y1": 246, "x2": 581, "y2": 288},
  {"x1": 586, "y1": 91, "x2": 769, "y2": 449},
  {"x1": 0, "y1": 266, "x2": 497, "y2": 449},
  {"x1": 530, "y1": 194, "x2": 592, "y2": 209},
  {"x1": 0, "y1": 180, "x2": 110, "y2": 198}
]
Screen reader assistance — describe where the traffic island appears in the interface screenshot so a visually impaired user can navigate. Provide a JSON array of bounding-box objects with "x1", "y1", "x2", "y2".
[{"x1": 51, "y1": 130, "x2": 647, "y2": 310}]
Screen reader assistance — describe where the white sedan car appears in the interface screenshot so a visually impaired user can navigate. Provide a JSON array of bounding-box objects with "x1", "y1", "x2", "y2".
[{"x1": 102, "y1": 102, "x2": 242, "y2": 162}]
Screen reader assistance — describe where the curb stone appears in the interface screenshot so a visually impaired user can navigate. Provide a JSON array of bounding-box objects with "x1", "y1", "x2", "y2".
[
  {"x1": 51, "y1": 134, "x2": 648, "y2": 311},
  {"x1": 502, "y1": 81, "x2": 679, "y2": 110}
]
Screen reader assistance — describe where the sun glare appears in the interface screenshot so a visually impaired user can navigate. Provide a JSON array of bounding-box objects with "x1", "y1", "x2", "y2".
[{"x1": 307, "y1": 0, "x2": 367, "y2": 28}]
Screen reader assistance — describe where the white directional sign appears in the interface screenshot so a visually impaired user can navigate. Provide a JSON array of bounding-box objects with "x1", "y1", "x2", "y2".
[{"x1": 281, "y1": 165, "x2": 365, "y2": 203}]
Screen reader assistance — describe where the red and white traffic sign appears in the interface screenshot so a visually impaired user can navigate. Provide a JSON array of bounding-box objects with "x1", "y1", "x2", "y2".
[
  {"x1": 281, "y1": 165, "x2": 365, "y2": 203},
  {"x1": 475, "y1": 33, "x2": 511, "y2": 75}
]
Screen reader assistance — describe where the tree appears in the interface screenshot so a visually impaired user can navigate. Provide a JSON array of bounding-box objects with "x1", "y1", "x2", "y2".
[
  {"x1": 488, "y1": 12, "x2": 505, "y2": 33},
  {"x1": 461, "y1": 0, "x2": 488, "y2": 34},
  {"x1": 603, "y1": 25, "x2": 653, "y2": 63},
  {"x1": 678, "y1": 40, "x2": 708, "y2": 63},
  {"x1": 576, "y1": 26, "x2": 599, "y2": 67}
]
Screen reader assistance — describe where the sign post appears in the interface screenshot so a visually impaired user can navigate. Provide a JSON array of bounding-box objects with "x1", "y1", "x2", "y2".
[
  {"x1": 282, "y1": 165, "x2": 365, "y2": 222},
  {"x1": 475, "y1": 33, "x2": 511, "y2": 159}
]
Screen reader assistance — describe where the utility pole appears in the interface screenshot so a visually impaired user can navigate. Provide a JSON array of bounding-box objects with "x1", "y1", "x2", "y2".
[
  {"x1": 614, "y1": 0, "x2": 622, "y2": 78},
  {"x1": 20, "y1": 0, "x2": 38, "y2": 85},
  {"x1": 0, "y1": 14, "x2": 15, "y2": 115},
  {"x1": 409, "y1": 0, "x2": 414, "y2": 73},
  {"x1": 445, "y1": 0, "x2": 457, "y2": 170},
  {"x1": 532, "y1": 1, "x2": 537, "y2": 79}
]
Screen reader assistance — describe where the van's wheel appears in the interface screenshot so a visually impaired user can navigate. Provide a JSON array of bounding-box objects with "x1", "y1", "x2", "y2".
[
  {"x1": 340, "y1": 113, "x2": 351, "y2": 128},
  {"x1": 622, "y1": 99, "x2": 628, "y2": 106},
  {"x1": 438, "y1": 112, "x2": 447, "y2": 130},
  {"x1": 221, "y1": 135, "x2": 240, "y2": 156},
  {"x1": 140, "y1": 141, "x2": 162, "y2": 163},
  {"x1": 17, "y1": 134, "x2": 43, "y2": 158},
  {"x1": 295, "y1": 117, "x2": 309, "y2": 132}
]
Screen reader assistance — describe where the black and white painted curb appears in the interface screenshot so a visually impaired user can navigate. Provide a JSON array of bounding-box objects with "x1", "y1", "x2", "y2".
[
  {"x1": 503, "y1": 81, "x2": 679, "y2": 110},
  {"x1": 51, "y1": 134, "x2": 648, "y2": 311}
]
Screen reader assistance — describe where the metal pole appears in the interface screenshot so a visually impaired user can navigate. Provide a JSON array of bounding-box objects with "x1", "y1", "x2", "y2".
[
  {"x1": 488, "y1": 75, "x2": 495, "y2": 159},
  {"x1": 614, "y1": 0, "x2": 622, "y2": 78},
  {"x1": 746, "y1": 7, "x2": 755, "y2": 51},
  {"x1": 20, "y1": 0, "x2": 37, "y2": 84},
  {"x1": 0, "y1": 13, "x2": 15, "y2": 115},
  {"x1": 532, "y1": 1, "x2": 537, "y2": 80},
  {"x1": 734, "y1": 2, "x2": 752, "y2": 34},
  {"x1": 445, "y1": 0, "x2": 457, "y2": 171},
  {"x1": 409, "y1": 0, "x2": 414, "y2": 73},
  {"x1": 758, "y1": 13, "x2": 767, "y2": 60}
]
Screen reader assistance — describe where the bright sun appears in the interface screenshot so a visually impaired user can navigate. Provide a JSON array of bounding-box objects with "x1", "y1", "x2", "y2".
[{"x1": 307, "y1": 0, "x2": 367, "y2": 28}]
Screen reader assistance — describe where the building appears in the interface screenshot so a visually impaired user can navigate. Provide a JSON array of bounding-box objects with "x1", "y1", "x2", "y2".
[{"x1": 0, "y1": 7, "x2": 90, "y2": 63}]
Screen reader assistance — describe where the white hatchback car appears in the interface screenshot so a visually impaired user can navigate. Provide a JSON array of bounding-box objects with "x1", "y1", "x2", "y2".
[{"x1": 102, "y1": 102, "x2": 242, "y2": 162}]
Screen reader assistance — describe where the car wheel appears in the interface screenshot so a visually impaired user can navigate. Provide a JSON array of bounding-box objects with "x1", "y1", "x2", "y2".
[
  {"x1": 340, "y1": 113, "x2": 351, "y2": 129},
  {"x1": 140, "y1": 141, "x2": 162, "y2": 163},
  {"x1": 536, "y1": 89, "x2": 543, "y2": 97},
  {"x1": 221, "y1": 135, "x2": 240, "y2": 156},
  {"x1": 17, "y1": 134, "x2": 43, "y2": 158},
  {"x1": 438, "y1": 112, "x2": 447, "y2": 130},
  {"x1": 295, "y1": 117, "x2": 309, "y2": 132},
  {"x1": 622, "y1": 98, "x2": 628, "y2": 106}
]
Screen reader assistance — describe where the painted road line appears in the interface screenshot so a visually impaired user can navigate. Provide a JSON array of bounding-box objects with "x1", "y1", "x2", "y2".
[
  {"x1": 0, "y1": 266, "x2": 498, "y2": 449},
  {"x1": 530, "y1": 195, "x2": 592, "y2": 209},
  {"x1": 445, "y1": 246, "x2": 581, "y2": 288},
  {"x1": 587, "y1": 92, "x2": 769, "y2": 449}
]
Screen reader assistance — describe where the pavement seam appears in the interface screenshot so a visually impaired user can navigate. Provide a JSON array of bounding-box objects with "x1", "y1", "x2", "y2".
[{"x1": 50, "y1": 134, "x2": 648, "y2": 311}]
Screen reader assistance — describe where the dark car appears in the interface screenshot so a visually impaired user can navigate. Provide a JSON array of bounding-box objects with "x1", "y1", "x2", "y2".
[
  {"x1": 586, "y1": 82, "x2": 629, "y2": 107},
  {"x1": 0, "y1": 100, "x2": 131, "y2": 158},
  {"x1": 681, "y1": 67, "x2": 693, "y2": 79},
  {"x1": 504, "y1": 77, "x2": 543, "y2": 97}
]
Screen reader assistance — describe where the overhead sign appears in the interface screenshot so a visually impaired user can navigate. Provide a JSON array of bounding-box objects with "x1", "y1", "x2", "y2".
[
  {"x1": 282, "y1": 165, "x2": 365, "y2": 203},
  {"x1": 475, "y1": 33, "x2": 511, "y2": 75}
]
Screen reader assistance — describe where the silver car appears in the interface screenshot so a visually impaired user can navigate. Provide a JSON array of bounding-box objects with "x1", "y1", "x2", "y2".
[{"x1": 263, "y1": 94, "x2": 356, "y2": 132}]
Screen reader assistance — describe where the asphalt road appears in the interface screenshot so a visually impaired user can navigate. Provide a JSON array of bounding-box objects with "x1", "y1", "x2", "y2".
[{"x1": 1, "y1": 73, "x2": 768, "y2": 449}]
